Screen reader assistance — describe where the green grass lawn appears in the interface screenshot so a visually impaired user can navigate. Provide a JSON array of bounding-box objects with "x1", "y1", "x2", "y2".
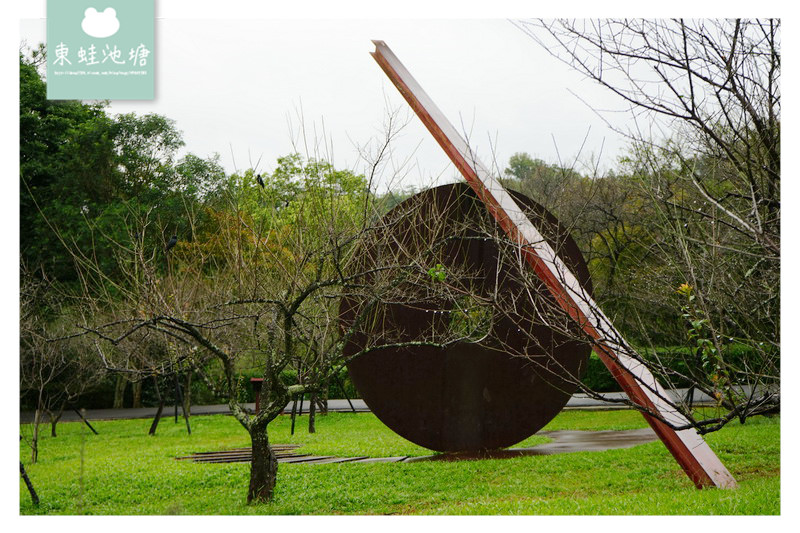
[{"x1": 19, "y1": 409, "x2": 779, "y2": 515}]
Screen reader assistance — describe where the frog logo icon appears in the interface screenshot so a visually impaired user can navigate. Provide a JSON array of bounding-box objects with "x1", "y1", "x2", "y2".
[{"x1": 81, "y1": 7, "x2": 120, "y2": 38}]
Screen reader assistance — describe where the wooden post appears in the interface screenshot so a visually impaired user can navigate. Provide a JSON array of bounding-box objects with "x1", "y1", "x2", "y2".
[
  {"x1": 334, "y1": 372, "x2": 356, "y2": 413},
  {"x1": 370, "y1": 40, "x2": 737, "y2": 489},
  {"x1": 72, "y1": 407, "x2": 99, "y2": 435},
  {"x1": 174, "y1": 373, "x2": 179, "y2": 423},
  {"x1": 250, "y1": 378, "x2": 263, "y2": 413}
]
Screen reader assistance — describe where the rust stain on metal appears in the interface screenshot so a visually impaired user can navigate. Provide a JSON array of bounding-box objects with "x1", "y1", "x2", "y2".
[{"x1": 369, "y1": 40, "x2": 737, "y2": 489}]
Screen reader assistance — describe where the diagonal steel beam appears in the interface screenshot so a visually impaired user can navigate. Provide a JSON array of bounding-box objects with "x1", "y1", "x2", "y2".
[{"x1": 370, "y1": 39, "x2": 737, "y2": 489}]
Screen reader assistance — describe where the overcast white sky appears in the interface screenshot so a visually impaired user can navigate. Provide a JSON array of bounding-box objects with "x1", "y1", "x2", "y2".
[{"x1": 19, "y1": 16, "x2": 631, "y2": 192}]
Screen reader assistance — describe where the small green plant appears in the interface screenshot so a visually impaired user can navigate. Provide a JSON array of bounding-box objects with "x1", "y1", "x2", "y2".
[
  {"x1": 676, "y1": 283, "x2": 730, "y2": 406},
  {"x1": 427, "y1": 263, "x2": 447, "y2": 282}
]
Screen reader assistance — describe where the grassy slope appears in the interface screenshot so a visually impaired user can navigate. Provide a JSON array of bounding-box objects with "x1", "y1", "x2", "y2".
[{"x1": 19, "y1": 410, "x2": 779, "y2": 515}]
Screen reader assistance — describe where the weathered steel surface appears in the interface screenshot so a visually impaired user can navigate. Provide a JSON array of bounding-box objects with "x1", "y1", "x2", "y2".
[
  {"x1": 342, "y1": 183, "x2": 592, "y2": 452},
  {"x1": 370, "y1": 40, "x2": 737, "y2": 489}
]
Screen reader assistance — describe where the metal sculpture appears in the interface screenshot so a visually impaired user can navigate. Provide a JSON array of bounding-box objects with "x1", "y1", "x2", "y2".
[
  {"x1": 342, "y1": 183, "x2": 592, "y2": 452},
  {"x1": 368, "y1": 40, "x2": 737, "y2": 489}
]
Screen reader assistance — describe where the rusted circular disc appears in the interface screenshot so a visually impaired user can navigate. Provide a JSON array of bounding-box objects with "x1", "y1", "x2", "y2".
[{"x1": 341, "y1": 183, "x2": 592, "y2": 452}]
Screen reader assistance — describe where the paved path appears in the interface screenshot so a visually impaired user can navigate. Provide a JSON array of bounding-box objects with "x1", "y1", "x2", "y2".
[
  {"x1": 19, "y1": 399, "x2": 367, "y2": 424},
  {"x1": 20, "y1": 388, "x2": 722, "y2": 424}
]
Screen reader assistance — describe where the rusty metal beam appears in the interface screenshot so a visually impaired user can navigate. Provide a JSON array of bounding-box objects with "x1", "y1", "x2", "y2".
[{"x1": 370, "y1": 40, "x2": 737, "y2": 489}]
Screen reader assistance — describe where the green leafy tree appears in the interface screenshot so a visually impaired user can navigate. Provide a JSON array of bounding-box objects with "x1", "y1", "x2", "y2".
[
  {"x1": 20, "y1": 52, "x2": 114, "y2": 281},
  {"x1": 20, "y1": 48, "x2": 224, "y2": 286}
]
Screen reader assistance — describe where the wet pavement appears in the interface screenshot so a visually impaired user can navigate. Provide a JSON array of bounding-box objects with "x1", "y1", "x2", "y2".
[{"x1": 404, "y1": 428, "x2": 659, "y2": 462}]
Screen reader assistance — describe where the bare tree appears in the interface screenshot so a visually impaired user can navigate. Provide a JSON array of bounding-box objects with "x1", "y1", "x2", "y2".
[
  {"x1": 76, "y1": 195, "x2": 472, "y2": 502},
  {"x1": 20, "y1": 268, "x2": 104, "y2": 461},
  {"x1": 515, "y1": 18, "x2": 779, "y2": 259},
  {"x1": 69, "y1": 110, "x2": 477, "y2": 503},
  {"x1": 504, "y1": 18, "x2": 780, "y2": 425}
]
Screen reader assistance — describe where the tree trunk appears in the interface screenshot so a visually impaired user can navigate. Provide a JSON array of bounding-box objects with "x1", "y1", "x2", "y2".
[
  {"x1": 247, "y1": 424, "x2": 278, "y2": 504},
  {"x1": 113, "y1": 375, "x2": 126, "y2": 408},
  {"x1": 48, "y1": 404, "x2": 64, "y2": 437},
  {"x1": 148, "y1": 377, "x2": 164, "y2": 436},
  {"x1": 149, "y1": 402, "x2": 165, "y2": 435},
  {"x1": 132, "y1": 380, "x2": 143, "y2": 408},
  {"x1": 308, "y1": 393, "x2": 317, "y2": 433}
]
